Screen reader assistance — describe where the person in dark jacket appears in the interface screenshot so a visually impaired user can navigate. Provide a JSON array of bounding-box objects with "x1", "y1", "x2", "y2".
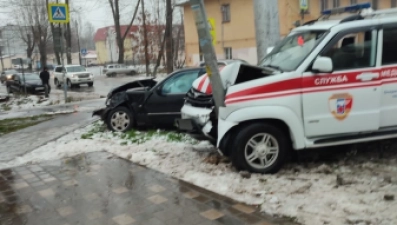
[{"x1": 40, "y1": 67, "x2": 51, "y2": 98}]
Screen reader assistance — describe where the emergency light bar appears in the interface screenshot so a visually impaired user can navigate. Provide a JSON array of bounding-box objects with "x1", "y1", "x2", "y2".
[{"x1": 322, "y1": 2, "x2": 371, "y2": 15}]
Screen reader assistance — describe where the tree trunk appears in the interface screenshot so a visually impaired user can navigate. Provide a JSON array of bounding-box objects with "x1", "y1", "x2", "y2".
[
  {"x1": 141, "y1": 0, "x2": 150, "y2": 76},
  {"x1": 173, "y1": 24, "x2": 182, "y2": 68},
  {"x1": 165, "y1": 0, "x2": 173, "y2": 73},
  {"x1": 65, "y1": 0, "x2": 72, "y2": 64},
  {"x1": 50, "y1": 23, "x2": 61, "y2": 64},
  {"x1": 153, "y1": 29, "x2": 166, "y2": 78},
  {"x1": 26, "y1": 34, "x2": 34, "y2": 71},
  {"x1": 39, "y1": 43, "x2": 47, "y2": 70}
]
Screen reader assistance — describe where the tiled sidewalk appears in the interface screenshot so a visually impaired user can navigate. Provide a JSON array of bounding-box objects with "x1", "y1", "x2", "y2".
[{"x1": 0, "y1": 152, "x2": 298, "y2": 225}]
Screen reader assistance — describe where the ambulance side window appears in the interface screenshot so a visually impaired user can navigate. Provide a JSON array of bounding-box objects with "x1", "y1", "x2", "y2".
[
  {"x1": 382, "y1": 27, "x2": 397, "y2": 65},
  {"x1": 320, "y1": 30, "x2": 377, "y2": 71}
]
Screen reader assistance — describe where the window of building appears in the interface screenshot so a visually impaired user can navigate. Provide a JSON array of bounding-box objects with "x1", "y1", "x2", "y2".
[
  {"x1": 372, "y1": 0, "x2": 378, "y2": 9},
  {"x1": 221, "y1": 4, "x2": 230, "y2": 23},
  {"x1": 350, "y1": 0, "x2": 357, "y2": 4},
  {"x1": 224, "y1": 47, "x2": 232, "y2": 59},
  {"x1": 333, "y1": 0, "x2": 340, "y2": 8},
  {"x1": 382, "y1": 27, "x2": 397, "y2": 65},
  {"x1": 321, "y1": 0, "x2": 328, "y2": 11},
  {"x1": 392, "y1": 0, "x2": 396, "y2": 7},
  {"x1": 320, "y1": 30, "x2": 377, "y2": 71}
]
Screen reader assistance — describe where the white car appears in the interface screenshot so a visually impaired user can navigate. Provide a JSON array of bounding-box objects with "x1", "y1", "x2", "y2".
[
  {"x1": 178, "y1": 3, "x2": 397, "y2": 173},
  {"x1": 103, "y1": 64, "x2": 138, "y2": 77},
  {"x1": 54, "y1": 65, "x2": 94, "y2": 88}
]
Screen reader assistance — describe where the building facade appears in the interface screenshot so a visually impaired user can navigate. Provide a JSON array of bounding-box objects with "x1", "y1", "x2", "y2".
[{"x1": 181, "y1": 0, "x2": 395, "y2": 66}]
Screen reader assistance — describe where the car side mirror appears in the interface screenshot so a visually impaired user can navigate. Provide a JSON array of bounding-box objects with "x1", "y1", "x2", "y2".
[
  {"x1": 312, "y1": 56, "x2": 333, "y2": 73},
  {"x1": 156, "y1": 86, "x2": 163, "y2": 95}
]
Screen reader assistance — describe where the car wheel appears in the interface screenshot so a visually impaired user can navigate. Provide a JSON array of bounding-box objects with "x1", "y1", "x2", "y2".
[
  {"x1": 112, "y1": 73, "x2": 117, "y2": 77},
  {"x1": 6, "y1": 86, "x2": 12, "y2": 93},
  {"x1": 67, "y1": 79, "x2": 72, "y2": 89},
  {"x1": 231, "y1": 123, "x2": 289, "y2": 174},
  {"x1": 107, "y1": 107, "x2": 134, "y2": 132},
  {"x1": 54, "y1": 78, "x2": 61, "y2": 88},
  {"x1": 88, "y1": 82, "x2": 94, "y2": 87}
]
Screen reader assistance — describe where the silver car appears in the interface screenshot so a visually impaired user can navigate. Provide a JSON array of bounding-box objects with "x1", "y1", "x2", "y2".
[{"x1": 0, "y1": 70, "x2": 19, "y2": 83}]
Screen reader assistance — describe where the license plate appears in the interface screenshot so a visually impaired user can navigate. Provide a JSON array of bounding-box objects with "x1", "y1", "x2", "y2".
[{"x1": 36, "y1": 87, "x2": 44, "y2": 90}]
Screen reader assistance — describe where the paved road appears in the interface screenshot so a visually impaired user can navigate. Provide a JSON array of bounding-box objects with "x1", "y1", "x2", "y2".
[
  {"x1": 0, "y1": 109, "x2": 98, "y2": 162},
  {"x1": 0, "y1": 66, "x2": 160, "y2": 97}
]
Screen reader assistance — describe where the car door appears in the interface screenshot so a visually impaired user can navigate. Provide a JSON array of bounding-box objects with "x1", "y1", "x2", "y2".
[
  {"x1": 11, "y1": 75, "x2": 20, "y2": 91},
  {"x1": 379, "y1": 24, "x2": 397, "y2": 128},
  {"x1": 145, "y1": 69, "x2": 204, "y2": 125},
  {"x1": 302, "y1": 27, "x2": 381, "y2": 137}
]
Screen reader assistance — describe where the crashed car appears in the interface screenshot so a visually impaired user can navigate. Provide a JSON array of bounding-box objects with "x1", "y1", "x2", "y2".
[{"x1": 93, "y1": 67, "x2": 206, "y2": 132}]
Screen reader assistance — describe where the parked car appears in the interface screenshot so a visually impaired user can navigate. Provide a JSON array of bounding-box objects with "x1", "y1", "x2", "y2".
[
  {"x1": 0, "y1": 70, "x2": 19, "y2": 84},
  {"x1": 103, "y1": 64, "x2": 138, "y2": 77},
  {"x1": 6, "y1": 73, "x2": 47, "y2": 94},
  {"x1": 93, "y1": 67, "x2": 206, "y2": 132},
  {"x1": 54, "y1": 65, "x2": 94, "y2": 88}
]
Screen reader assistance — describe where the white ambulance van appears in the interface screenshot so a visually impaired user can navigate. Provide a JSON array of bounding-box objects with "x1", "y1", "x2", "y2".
[{"x1": 177, "y1": 3, "x2": 397, "y2": 174}]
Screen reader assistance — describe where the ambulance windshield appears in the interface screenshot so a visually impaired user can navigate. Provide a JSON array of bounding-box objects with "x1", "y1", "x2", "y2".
[{"x1": 260, "y1": 30, "x2": 327, "y2": 72}]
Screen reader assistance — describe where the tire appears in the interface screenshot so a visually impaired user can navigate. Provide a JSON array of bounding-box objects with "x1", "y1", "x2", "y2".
[
  {"x1": 54, "y1": 78, "x2": 61, "y2": 88},
  {"x1": 231, "y1": 123, "x2": 290, "y2": 174},
  {"x1": 129, "y1": 71, "x2": 137, "y2": 76},
  {"x1": 112, "y1": 73, "x2": 117, "y2": 77},
  {"x1": 88, "y1": 82, "x2": 93, "y2": 87},
  {"x1": 67, "y1": 79, "x2": 73, "y2": 89},
  {"x1": 106, "y1": 106, "x2": 134, "y2": 132},
  {"x1": 6, "y1": 86, "x2": 12, "y2": 93}
]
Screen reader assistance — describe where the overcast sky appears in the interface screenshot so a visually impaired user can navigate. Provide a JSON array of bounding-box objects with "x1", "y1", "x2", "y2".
[{"x1": 0, "y1": 0, "x2": 184, "y2": 30}]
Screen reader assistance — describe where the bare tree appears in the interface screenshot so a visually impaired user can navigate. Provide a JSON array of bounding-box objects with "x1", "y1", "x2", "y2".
[
  {"x1": 140, "y1": 0, "x2": 150, "y2": 76},
  {"x1": 108, "y1": 0, "x2": 141, "y2": 64}
]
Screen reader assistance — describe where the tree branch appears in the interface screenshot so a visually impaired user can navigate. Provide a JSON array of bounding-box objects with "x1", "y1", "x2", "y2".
[{"x1": 122, "y1": 0, "x2": 140, "y2": 41}]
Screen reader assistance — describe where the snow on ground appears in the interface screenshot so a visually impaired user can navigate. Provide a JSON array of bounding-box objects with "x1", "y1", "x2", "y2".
[
  {"x1": 2, "y1": 122, "x2": 397, "y2": 225},
  {"x1": 0, "y1": 90, "x2": 102, "y2": 112}
]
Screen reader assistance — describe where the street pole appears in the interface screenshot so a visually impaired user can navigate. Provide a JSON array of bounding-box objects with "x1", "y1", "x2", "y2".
[
  {"x1": 0, "y1": 46, "x2": 4, "y2": 71},
  {"x1": 59, "y1": 25, "x2": 67, "y2": 100},
  {"x1": 253, "y1": 0, "x2": 280, "y2": 64},
  {"x1": 189, "y1": 0, "x2": 225, "y2": 116},
  {"x1": 20, "y1": 58, "x2": 27, "y2": 97}
]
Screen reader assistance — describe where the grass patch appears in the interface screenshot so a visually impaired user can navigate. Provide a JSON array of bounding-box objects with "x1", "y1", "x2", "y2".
[
  {"x1": 1, "y1": 104, "x2": 11, "y2": 111},
  {"x1": 0, "y1": 115, "x2": 53, "y2": 136},
  {"x1": 81, "y1": 122, "x2": 198, "y2": 145}
]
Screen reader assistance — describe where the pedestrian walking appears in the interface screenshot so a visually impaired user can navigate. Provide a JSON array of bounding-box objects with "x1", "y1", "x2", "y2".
[{"x1": 40, "y1": 67, "x2": 51, "y2": 98}]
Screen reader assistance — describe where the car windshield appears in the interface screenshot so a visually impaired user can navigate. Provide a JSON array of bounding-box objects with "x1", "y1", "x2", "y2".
[
  {"x1": 259, "y1": 30, "x2": 328, "y2": 72},
  {"x1": 23, "y1": 74, "x2": 40, "y2": 80},
  {"x1": 67, "y1": 66, "x2": 86, "y2": 72}
]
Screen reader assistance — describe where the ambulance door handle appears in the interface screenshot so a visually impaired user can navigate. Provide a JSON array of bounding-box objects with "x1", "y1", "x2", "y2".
[{"x1": 356, "y1": 72, "x2": 379, "y2": 81}]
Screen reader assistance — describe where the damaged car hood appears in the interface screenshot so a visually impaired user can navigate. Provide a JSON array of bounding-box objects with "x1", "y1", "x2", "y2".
[{"x1": 107, "y1": 78, "x2": 157, "y2": 98}]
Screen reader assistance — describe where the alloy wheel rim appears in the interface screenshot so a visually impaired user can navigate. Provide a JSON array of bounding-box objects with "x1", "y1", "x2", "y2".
[
  {"x1": 244, "y1": 133, "x2": 279, "y2": 170},
  {"x1": 110, "y1": 111, "x2": 130, "y2": 132}
]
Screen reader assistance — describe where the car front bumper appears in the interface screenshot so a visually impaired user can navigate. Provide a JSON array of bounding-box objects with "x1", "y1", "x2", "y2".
[
  {"x1": 70, "y1": 77, "x2": 94, "y2": 84},
  {"x1": 176, "y1": 104, "x2": 215, "y2": 141},
  {"x1": 92, "y1": 107, "x2": 111, "y2": 120}
]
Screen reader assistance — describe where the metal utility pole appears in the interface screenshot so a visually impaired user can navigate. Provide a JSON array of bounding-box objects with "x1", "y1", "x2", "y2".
[
  {"x1": 0, "y1": 46, "x2": 4, "y2": 71},
  {"x1": 189, "y1": 0, "x2": 225, "y2": 116},
  {"x1": 253, "y1": 0, "x2": 280, "y2": 64},
  {"x1": 19, "y1": 58, "x2": 27, "y2": 96},
  {"x1": 48, "y1": 1, "x2": 69, "y2": 100}
]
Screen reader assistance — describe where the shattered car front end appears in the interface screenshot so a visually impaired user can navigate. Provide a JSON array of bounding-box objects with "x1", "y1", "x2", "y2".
[{"x1": 92, "y1": 78, "x2": 157, "y2": 120}]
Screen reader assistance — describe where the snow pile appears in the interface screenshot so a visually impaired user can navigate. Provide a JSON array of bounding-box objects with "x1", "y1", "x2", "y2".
[
  {"x1": 2, "y1": 122, "x2": 397, "y2": 225},
  {"x1": 0, "y1": 91, "x2": 102, "y2": 112}
]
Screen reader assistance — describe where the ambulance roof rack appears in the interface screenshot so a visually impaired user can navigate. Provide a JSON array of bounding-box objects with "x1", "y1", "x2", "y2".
[{"x1": 321, "y1": 2, "x2": 371, "y2": 15}]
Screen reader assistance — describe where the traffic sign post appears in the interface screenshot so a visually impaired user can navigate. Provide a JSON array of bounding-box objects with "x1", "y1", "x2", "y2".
[
  {"x1": 189, "y1": 0, "x2": 225, "y2": 116},
  {"x1": 300, "y1": 0, "x2": 308, "y2": 19},
  {"x1": 48, "y1": 3, "x2": 70, "y2": 100},
  {"x1": 80, "y1": 49, "x2": 87, "y2": 55}
]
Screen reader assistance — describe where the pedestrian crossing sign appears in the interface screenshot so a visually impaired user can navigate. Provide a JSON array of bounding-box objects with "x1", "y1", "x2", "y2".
[{"x1": 48, "y1": 3, "x2": 70, "y2": 23}]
